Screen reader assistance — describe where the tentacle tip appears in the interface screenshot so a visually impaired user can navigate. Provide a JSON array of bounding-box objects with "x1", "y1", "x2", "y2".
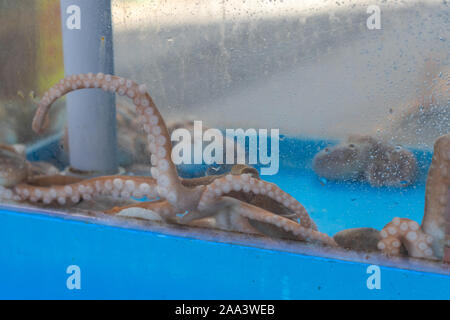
[{"x1": 104, "y1": 207, "x2": 120, "y2": 214}]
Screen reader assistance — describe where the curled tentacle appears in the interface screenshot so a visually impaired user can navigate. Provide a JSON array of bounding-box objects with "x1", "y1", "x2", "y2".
[
  {"x1": 196, "y1": 174, "x2": 317, "y2": 230},
  {"x1": 377, "y1": 217, "x2": 435, "y2": 259},
  {"x1": 33, "y1": 73, "x2": 192, "y2": 208}
]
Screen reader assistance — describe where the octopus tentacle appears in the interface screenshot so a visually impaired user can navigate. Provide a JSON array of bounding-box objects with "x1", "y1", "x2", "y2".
[
  {"x1": 196, "y1": 174, "x2": 317, "y2": 230},
  {"x1": 180, "y1": 193, "x2": 333, "y2": 246},
  {"x1": 223, "y1": 209, "x2": 265, "y2": 234},
  {"x1": 14, "y1": 175, "x2": 158, "y2": 205},
  {"x1": 107, "y1": 199, "x2": 178, "y2": 221},
  {"x1": 0, "y1": 185, "x2": 20, "y2": 201},
  {"x1": 422, "y1": 133, "x2": 450, "y2": 259},
  {"x1": 234, "y1": 201, "x2": 336, "y2": 246},
  {"x1": 377, "y1": 217, "x2": 435, "y2": 259},
  {"x1": 26, "y1": 174, "x2": 84, "y2": 186},
  {"x1": 33, "y1": 73, "x2": 191, "y2": 208},
  {"x1": 31, "y1": 73, "x2": 329, "y2": 247}
]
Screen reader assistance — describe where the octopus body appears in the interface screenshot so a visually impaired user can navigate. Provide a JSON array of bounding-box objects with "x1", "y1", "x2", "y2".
[
  {"x1": 0, "y1": 72, "x2": 336, "y2": 247},
  {"x1": 313, "y1": 135, "x2": 417, "y2": 187}
]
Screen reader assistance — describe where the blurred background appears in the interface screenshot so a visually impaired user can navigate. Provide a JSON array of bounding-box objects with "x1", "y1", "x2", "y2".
[{"x1": 0, "y1": 0, "x2": 448, "y2": 148}]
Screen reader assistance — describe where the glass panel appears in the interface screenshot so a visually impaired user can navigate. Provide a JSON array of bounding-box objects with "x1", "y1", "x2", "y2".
[{"x1": 0, "y1": 0, "x2": 449, "y2": 272}]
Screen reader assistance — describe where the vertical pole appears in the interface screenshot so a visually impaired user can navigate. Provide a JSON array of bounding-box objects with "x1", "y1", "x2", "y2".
[{"x1": 60, "y1": 0, "x2": 118, "y2": 175}]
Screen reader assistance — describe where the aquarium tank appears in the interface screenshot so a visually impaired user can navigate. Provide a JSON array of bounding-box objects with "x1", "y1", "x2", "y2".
[{"x1": 0, "y1": 0, "x2": 449, "y2": 300}]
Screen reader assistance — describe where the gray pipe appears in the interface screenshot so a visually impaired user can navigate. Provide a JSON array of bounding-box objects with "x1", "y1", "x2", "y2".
[{"x1": 60, "y1": 0, "x2": 117, "y2": 175}]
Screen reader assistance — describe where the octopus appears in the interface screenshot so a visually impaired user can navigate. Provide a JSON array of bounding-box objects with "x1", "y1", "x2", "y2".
[
  {"x1": 312, "y1": 135, "x2": 417, "y2": 187},
  {"x1": 0, "y1": 72, "x2": 336, "y2": 247},
  {"x1": 377, "y1": 133, "x2": 450, "y2": 261}
]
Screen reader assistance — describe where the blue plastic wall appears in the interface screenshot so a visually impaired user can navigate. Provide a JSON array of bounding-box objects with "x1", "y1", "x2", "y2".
[{"x1": 0, "y1": 207, "x2": 449, "y2": 299}]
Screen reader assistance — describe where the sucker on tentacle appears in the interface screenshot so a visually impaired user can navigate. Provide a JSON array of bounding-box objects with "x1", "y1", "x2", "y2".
[
  {"x1": 30, "y1": 73, "x2": 334, "y2": 247},
  {"x1": 377, "y1": 217, "x2": 435, "y2": 259}
]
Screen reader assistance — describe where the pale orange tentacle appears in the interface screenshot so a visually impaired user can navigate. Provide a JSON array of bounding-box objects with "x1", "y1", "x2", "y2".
[
  {"x1": 377, "y1": 217, "x2": 435, "y2": 259},
  {"x1": 33, "y1": 73, "x2": 192, "y2": 208},
  {"x1": 14, "y1": 175, "x2": 157, "y2": 205},
  {"x1": 197, "y1": 174, "x2": 317, "y2": 230}
]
